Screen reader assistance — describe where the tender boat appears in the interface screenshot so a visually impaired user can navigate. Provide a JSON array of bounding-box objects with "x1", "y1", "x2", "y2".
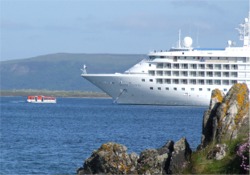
[{"x1": 27, "y1": 95, "x2": 57, "y2": 103}]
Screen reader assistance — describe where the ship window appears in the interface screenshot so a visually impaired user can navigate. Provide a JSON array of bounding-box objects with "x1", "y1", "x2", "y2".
[
  {"x1": 142, "y1": 79, "x2": 145, "y2": 82},
  {"x1": 150, "y1": 87, "x2": 153, "y2": 90},
  {"x1": 215, "y1": 72, "x2": 221, "y2": 77},
  {"x1": 173, "y1": 71, "x2": 179, "y2": 76},
  {"x1": 174, "y1": 56, "x2": 177, "y2": 62},
  {"x1": 181, "y1": 64, "x2": 188, "y2": 69},
  {"x1": 157, "y1": 71, "x2": 163, "y2": 76},
  {"x1": 149, "y1": 64, "x2": 151, "y2": 67},
  {"x1": 231, "y1": 80, "x2": 237, "y2": 84},
  {"x1": 164, "y1": 71, "x2": 171, "y2": 76},
  {"x1": 198, "y1": 72, "x2": 205, "y2": 77},
  {"x1": 149, "y1": 79, "x2": 153, "y2": 82},
  {"x1": 231, "y1": 72, "x2": 237, "y2": 77},
  {"x1": 190, "y1": 71, "x2": 196, "y2": 76},
  {"x1": 231, "y1": 65, "x2": 238, "y2": 69},
  {"x1": 223, "y1": 72, "x2": 229, "y2": 77},
  {"x1": 215, "y1": 64, "x2": 221, "y2": 69},
  {"x1": 207, "y1": 64, "x2": 213, "y2": 69},
  {"x1": 173, "y1": 79, "x2": 179, "y2": 84},
  {"x1": 206, "y1": 80, "x2": 213, "y2": 85},
  {"x1": 191, "y1": 88, "x2": 194, "y2": 91},
  {"x1": 174, "y1": 87, "x2": 177, "y2": 91},
  {"x1": 198, "y1": 80, "x2": 205, "y2": 85},
  {"x1": 224, "y1": 88, "x2": 227, "y2": 92},
  {"x1": 166, "y1": 87, "x2": 169, "y2": 90},
  {"x1": 207, "y1": 72, "x2": 213, "y2": 77},
  {"x1": 165, "y1": 79, "x2": 171, "y2": 84},
  {"x1": 199, "y1": 64, "x2": 205, "y2": 69},
  {"x1": 157, "y1": 63, "x2": 163, "y2": 68},
  {"x1": 214, "y1": 80, "x2": 221, "y2": 85},
  {"x1": 223, "y1": 80, "x2": 229, "y2": 85},
  {"x1": 207, "y1": 88, "x2": 211, "y2": 91},
  {"x1": 199, "y1": 88, "x2": 202, "y2": 91},
  {"x1": 173, "y1": 64, "x2": 179, "y2": 69},
  {"x1": 190, "y1": 64, "x2": 197, "y2": 69},
  {"x1": 223, "y1": 64, "x2": 229, "y2": 70},
  {"x1": 156, "y1": 79, "x2": 163, "y2": 84},
  {"x1": 190, "y1": 79, "x2": 196, "y2": 84},
  {"x1": 165, "y1": 63, "x2": 171, "y2": 68},
  {"x1": 182, "y1": 88, "x2": 185, "y2": 91},
  {"x1": 158, "y1": 87, "x2": 161, "y2": 90},
  {"x1": 181, "y1": 79, "x2": 188, "y2": 84}
]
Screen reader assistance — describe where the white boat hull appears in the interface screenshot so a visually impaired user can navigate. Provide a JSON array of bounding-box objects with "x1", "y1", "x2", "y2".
[
  {"x1": 27, "y1": 95, "x2": 57, "y2": 104},
  {"x1": 27, "y1": 99, "x2": 56, "y2": 103},
  {"x1": 82, "y1": 74, "x2": 232, "y2": 106}
]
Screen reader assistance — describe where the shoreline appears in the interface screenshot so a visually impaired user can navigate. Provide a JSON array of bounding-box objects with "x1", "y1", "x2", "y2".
[{"x1": 0, "y1": 89, "x2": 110, "y2": 98}]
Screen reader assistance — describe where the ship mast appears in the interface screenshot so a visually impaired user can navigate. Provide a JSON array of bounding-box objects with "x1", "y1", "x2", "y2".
[{"x1": 236, "y1": 11, "x2": 250, "y2": 47}]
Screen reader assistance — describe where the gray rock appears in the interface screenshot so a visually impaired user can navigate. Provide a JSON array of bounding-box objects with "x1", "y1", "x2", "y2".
[
  {"x1": 137, "y1": 140, "x2": 174, "y2": 175},
  {"x1": 199, "y1": 83, "x2": 249, "y2": 149},
  {"x1": 77, "y1": 142, "x2": 138, "y2": 175},
  {"x1": 199, "y1": 89, "x2": 224, "y2": 149},
  {"x1": 169, "y1": 137, "x2": 192, "y2": 174},
  {"x1": 207, "y1": 144, "x2": 227, "y2": 160}
]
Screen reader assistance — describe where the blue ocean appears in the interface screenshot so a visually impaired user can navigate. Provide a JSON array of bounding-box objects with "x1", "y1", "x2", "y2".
[{"x1": 0, "y1": 97, "x2": 206, "y2": 174}]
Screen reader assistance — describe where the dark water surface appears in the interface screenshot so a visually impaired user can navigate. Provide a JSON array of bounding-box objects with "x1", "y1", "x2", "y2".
[{"x1": 0, "y1": 97, "x2": 206, "y2": 174}]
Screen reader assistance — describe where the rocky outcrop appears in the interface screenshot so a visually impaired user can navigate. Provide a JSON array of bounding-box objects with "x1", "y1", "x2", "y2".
[
  {"x1": 77, "y1": 142, "x2": 138, "y2": 175},
  {"x1": 169, "y1": 137, "x2": 192, "y2": 174},
  {"x1": 199, "y1": 83, "x2": 249, "y2": 149},
  {"x1": 77, "y1": 83, "x2": 249, "y2": 174},
  {"x1": 137, "y1": 140, "x2": 174, "y2": 174},
  {"x1": 77, "y1": 138, "x2": 192, "y2": 175}
]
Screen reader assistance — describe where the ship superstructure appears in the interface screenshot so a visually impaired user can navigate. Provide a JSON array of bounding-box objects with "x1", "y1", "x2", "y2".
[{"x1": 81, "y1": 13, "x2": 250, "y2": 106}]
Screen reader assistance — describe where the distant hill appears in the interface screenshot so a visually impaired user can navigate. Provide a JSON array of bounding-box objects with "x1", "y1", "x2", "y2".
[{"x1": 0, "y1": 53, "x2": 145, "y2": 91}]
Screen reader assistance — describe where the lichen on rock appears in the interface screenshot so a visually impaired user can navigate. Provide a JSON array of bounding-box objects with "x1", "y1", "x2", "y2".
[
  {"x1": 199, "y1": 83, "x2": 249, "y2": 149},
  {"x1": 77, "y1": 142, "x2": 138, "y2": 175}
]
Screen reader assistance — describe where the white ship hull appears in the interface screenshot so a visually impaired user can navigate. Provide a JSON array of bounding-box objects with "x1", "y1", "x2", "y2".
[{"x1": 82, "y1": 74, "x2": 233, "y2": 106}]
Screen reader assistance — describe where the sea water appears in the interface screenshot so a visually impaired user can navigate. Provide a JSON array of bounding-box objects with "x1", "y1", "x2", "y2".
[{"x1": 0, "y1": 96, "x2": 206, "y2": 174}]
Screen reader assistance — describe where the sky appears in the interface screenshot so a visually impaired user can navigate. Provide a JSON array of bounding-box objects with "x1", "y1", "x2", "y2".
[{"x1": 0, "y1": 0, "x2": 249, "y2": 60}]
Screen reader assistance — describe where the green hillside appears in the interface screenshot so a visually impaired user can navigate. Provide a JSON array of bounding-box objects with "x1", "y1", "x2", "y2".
[{"x1": 0, "y1": 53, "x2": 145, "y2": 91}]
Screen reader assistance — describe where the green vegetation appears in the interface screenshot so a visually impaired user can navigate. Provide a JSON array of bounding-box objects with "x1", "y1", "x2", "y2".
[
  {"x1": 0, "y1": 89, "x2": 110, "y2": 98},
  {"x1": 184, "y1": 124, "x2": 249, "y2": 174}
]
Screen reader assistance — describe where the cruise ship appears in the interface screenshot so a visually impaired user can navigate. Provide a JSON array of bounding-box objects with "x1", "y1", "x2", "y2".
[{"x1": 81, "y1": 13, "x2": 250, "y2": 106}]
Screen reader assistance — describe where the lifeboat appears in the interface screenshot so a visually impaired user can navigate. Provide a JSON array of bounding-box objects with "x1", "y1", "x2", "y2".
[{"x1": 27, "y1": 95, "x2": 56, "y2": 103}]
